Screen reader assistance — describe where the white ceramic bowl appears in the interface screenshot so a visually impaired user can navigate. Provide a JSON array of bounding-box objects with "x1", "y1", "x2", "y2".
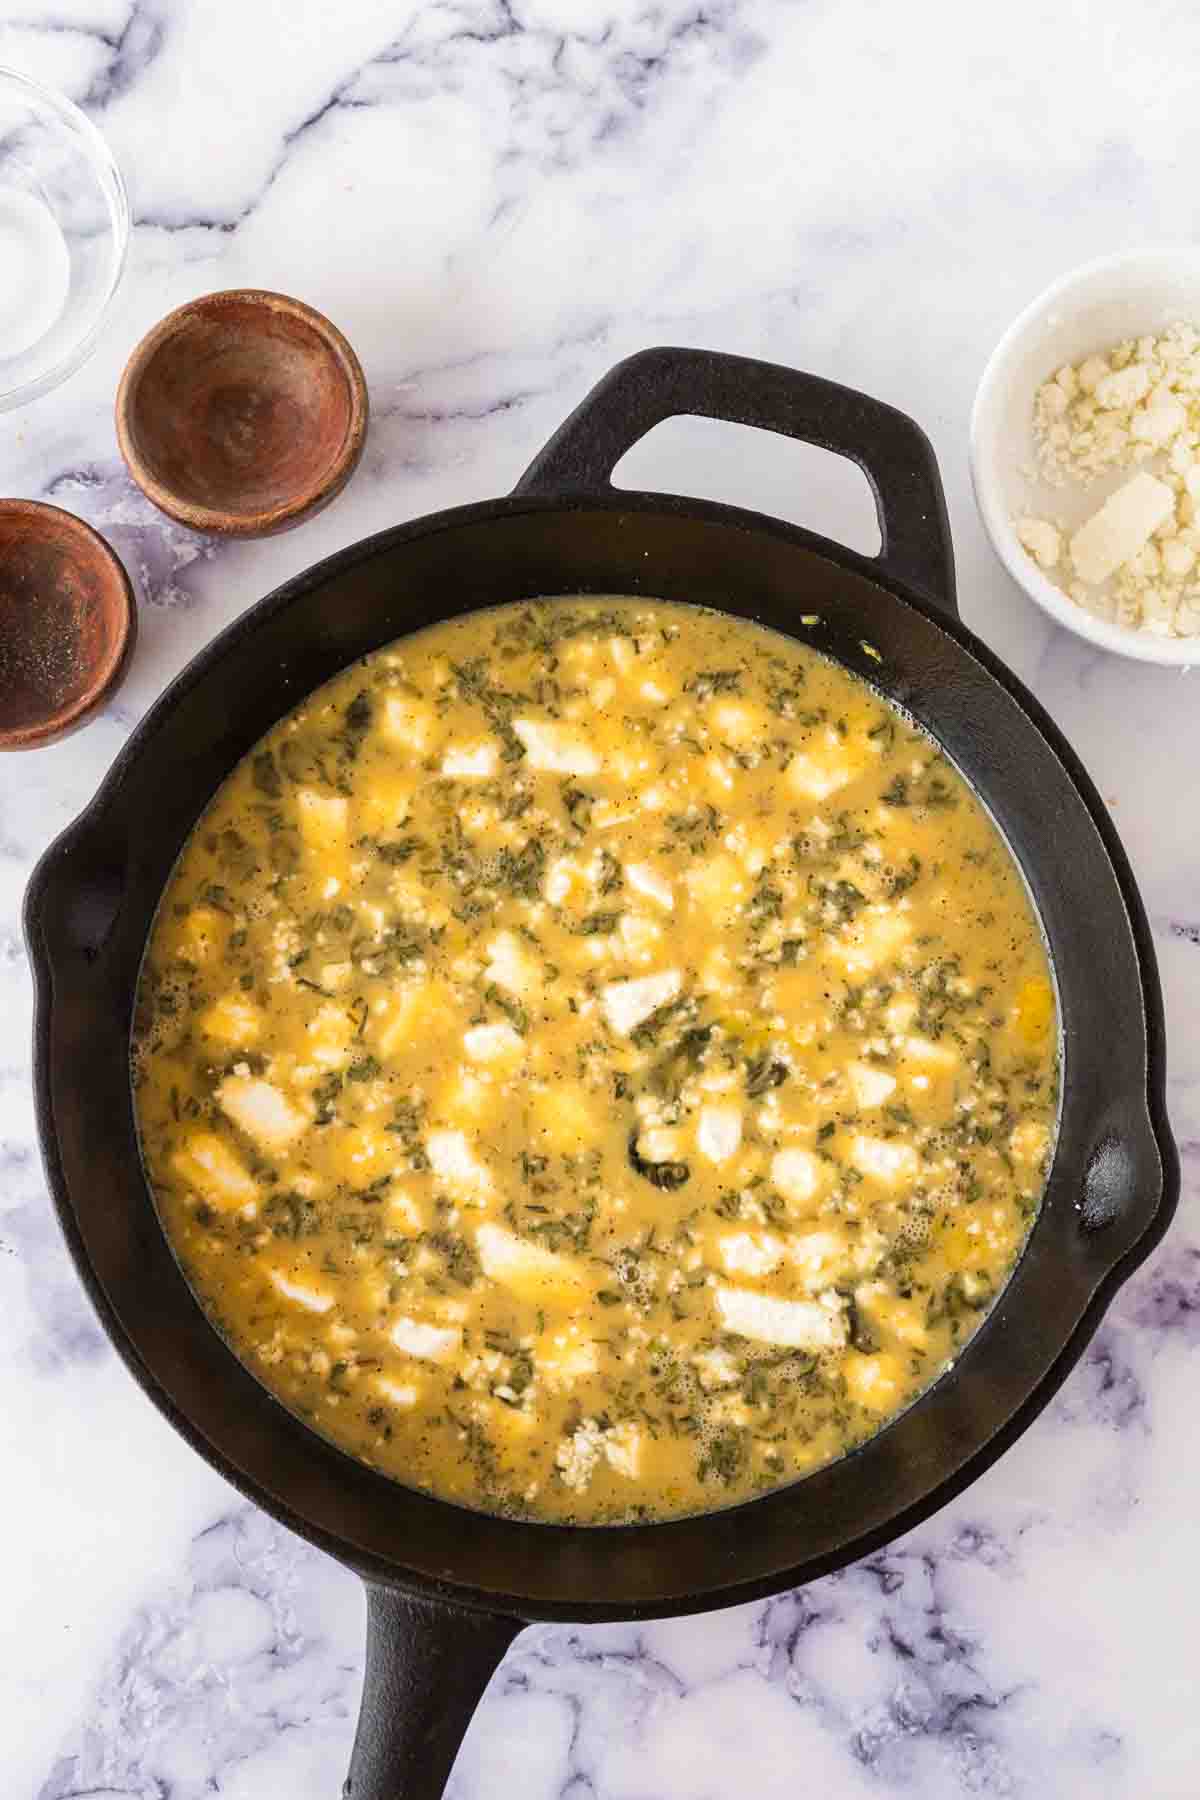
[
  {"x1": 0, "y1": 66, "x2": 129, "y2": 411},
  {"x1": 970, "y1": 247, "x2": 1200, "y2": 666}
]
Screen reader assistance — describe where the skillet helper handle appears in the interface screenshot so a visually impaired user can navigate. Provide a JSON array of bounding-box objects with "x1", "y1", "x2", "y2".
[
  {"x1": 515, "y1": 346, "x2": 957, "y2": 619},
  {"x1": 1079, "y1": 1098, "x2": 1178, "y2": 1255},
  {"x1": 344, "y1": 1586, "x2": 522, "y2": 1800}
]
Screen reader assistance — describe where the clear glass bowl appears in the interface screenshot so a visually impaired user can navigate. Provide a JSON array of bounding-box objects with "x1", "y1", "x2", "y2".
[{"x1": 0, "y1": 66, "x2": 129, "y2": 411}]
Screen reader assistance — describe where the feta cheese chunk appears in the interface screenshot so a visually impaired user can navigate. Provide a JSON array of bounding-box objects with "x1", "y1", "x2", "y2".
[
  {"x1": 539, "y1": 1325, "x2": 600, "y2": 1391},
  {"x1": 603, "y1": 1421, "x2": 643, "y2": 1479},
  {"x1": 787, "y1": 737, "x2": 858, "y2": 802},
  {"x1": 601, "y1": 969, "x2": 681, "y2": 1036},
  {"x1": 374, "y1": 1376, "x2": 421, "y2": 1409},
  {"x1": 625, "y1": 862, "x2": 675, "y2": 910},
  {"x1": 1094, "y1": 363, "x2": 1151, "y2": 410},
  {"x1": 847, "y1": 1061, "x2": 898, "y2": 1110},
  {"x1": 843, "y1": 1350, "x2": 904, "y2": 1411},
  {"x1": 770, "y1": 1146, "x2": 824, "y2": 1206},
  {"x1": 831, "y1": 909, "x2": 911, "y2": 977},
  {"x1": 381, "y1": 693, "x2": 435, "y2": 752},
  {"x1": 268, "y1": 1268, "x2": 335, "y2": 1314},
  {"x1": 556, "y1": 1419, "x2": 604, "y2": 1491},
  {"x1": 900, "y1": 1034, "x2": 959, "y2": 1072},
  {"x1": 217, "y1": 1076, "x2": 308, "y2": 1151},
  {"x1": 696, "y1": 1104, "x2": 743, "y2": 1164},
  {"x1": 714, "y1": 1286, "x2": 847, "y2": 1351},
  {"x1": 307, "y1": 1002, "x2": 355, "y2": 1069},
  {"x1": 850, "y1": 1134, "x2": 920, "y2": 1188},
  {"x1": 484, "y1": 930, "x2": 541, "y2": 1000},
  {"x1": 1010, "y1": 1119, "x2": 1050, "y2": 1167},
  {"x1": 693, "y1": 1347, "x2": 742, "y2": 1390},
  {"x1": 199, "y1": 994, "x2": 262, "y2": 1046},
  {"x1": 296, "y1": 787, "x2": 349, "y2": 852},
  {"x1": 719, "y1": 1231, "x2": 785, "y2": 1277},
  {"x1": 463, "y1": 1022, "x2": 524, "y2": 1066},
  {"x1": 476, "y1": 1223, "x2": 586, "y2": 1305},
  {"x1": 426, "y1": 1129, "x2": 495, "y2": 1197},
  {"x1": 513, "y1": 718, "x2": 600, "y2": 775},
  {"x1": 171, "y1": 1133, "x2": 258, "y2": 1211},
  {"x1": 391, "y1": 1316, "x2": 461, "y2": 1362},
  {"x1": 441, "y1": 741, "x2": 499, "y2": 779},
  {"x1": 789, "y1": 1230, "x2": 850, "y2": 1290},
  {"x1": 554, "y1": 1417, "x2": 643, "y2": 1489},
  {"x1": 1069, "y1": 472, "x2": 1176, "y2": 585},
  {"x1": 1131, "y1": 396, "x2": 1187, "y2": 446}
]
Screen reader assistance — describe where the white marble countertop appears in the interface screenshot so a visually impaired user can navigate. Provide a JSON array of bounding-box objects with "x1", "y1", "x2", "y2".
[{"x1": 4, "y1": 2, "x2": 1199, "y2": 1795}]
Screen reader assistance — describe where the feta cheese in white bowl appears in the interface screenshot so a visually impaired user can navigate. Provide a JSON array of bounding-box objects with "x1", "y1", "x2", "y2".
[{"x1": 970, "y1": 247, "x2": 1200, "y2": 665}]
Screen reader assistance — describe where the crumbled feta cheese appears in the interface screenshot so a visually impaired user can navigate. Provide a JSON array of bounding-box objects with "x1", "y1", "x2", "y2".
[
  {"x1": 475, "y1": 1223, "x2": 585, "y2": 1302},
  {"x1": 718, "y1": 1231, "x2": 785, "y2": 1277},
  {"x1": 425, "y1": 1129, "x2": 494, "y2": 1197},
  {"x1": 696, "y1": 1103, "x2": 743, "y2": 1164},
  {"x1": 847, "y1": 1061, "x2": 898, "y2": 1110},
  {"x1": 601, "y1": 969, "x2": 681, "y2": 1036},
  {"x1": 1132, "y1": 396, "x2": 1187, "y2": 446},
  {"x1": 554, "y1": 1417, "x2": 643, "y2": 1489},
  {"x1": 381, "y1": 694, "x2": 434, "y2": 751},
  {"x1": 830, "y1": 909, "x2": 911, "y2": 976},
  {"x1": 171, "y1": 1133, "x2": 258, "y2": 1210},
  {"x1": 484, "y1": 931, "x2": 541, "y2": 999},
  {"x1": 1095, "y1": 363, "x2": 1151, "y2": 411},
  {"x1": 199, "y1": 993, "x2": 262, "y2": 1046},
  {"x1": 625, "y1": 862, "x2": 675, "y2": 910},
  {"x1": 513, "y1": 718, "x2": 600, "y2": 775},
  {"x1": 391, "y1": 1316, "x2": 461, "y2": 1362},
  {"x1": 693, "y1": 1346, "x2": 742, "y2": 1389},
  {"x1": 555, "y1": 1419, "x2": 604, "y2": 1491},
  {"x1": 268, "y1": 1269, "x2": 335, "y2": 1314},
  {"x1": 374, "y1": 1376, "x2": 421, "y2": 1409},
  {"x1": 441, "y1": 741, "x2": 499, "y2": 779},
  {"x1": 850, "y1": 1134, "x2": 920, "y2": 1187},
  {"x1": 1021, "y1": 323, "x2": 1200, "y2": 637},
  {"x1": 788, "y1": 1230, "x2": 849, "y2": 1288},
  {"x1": 463, "y1": 1022, "x2": 524, "y2": 1065},
  {"x1": 217, "y1": 1076, "x2": 308, "y2": 1150},
  {"x1": 714, "y1": 1285, "x2": 847, "y2": 1351},
  {"x1": 539, "y1": 1327, "x2": 599, "y2": 1390},
  {"x1": 786, "y1": 739, "x2": 855, "y2": 802},
  {"x1": 770, "y1": 1147, "x2": 824, "y2": 1206},
  {"x1": 296, "y1": 788, "x2": 349, "y2": 850},
  {"x1": 613, "y1": 912, "x2": 659, "y2": 961},
  {"x1": 543, "y1": 857, "x2": 576, "y2": 905},
  {"x1": 1010, "y1": 1119, "x2": 1050, "y2": 1166},
  {"x1": 603, "y1": 1421, "x2": 643, "y2": 1480},
  {"x1": 636, "y1": 1125, "x2": 685, "y2": 1163}
]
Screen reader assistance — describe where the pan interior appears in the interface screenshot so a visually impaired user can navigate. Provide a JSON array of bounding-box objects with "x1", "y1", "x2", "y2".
[{"x1": 129, "y1": 593, "x2": 1059, "y2": 1529}]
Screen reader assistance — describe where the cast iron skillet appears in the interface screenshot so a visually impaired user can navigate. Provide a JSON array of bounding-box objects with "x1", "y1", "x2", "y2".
[{"x1": 26, "y1": 350, "x2": 1177, "y2": 1799}]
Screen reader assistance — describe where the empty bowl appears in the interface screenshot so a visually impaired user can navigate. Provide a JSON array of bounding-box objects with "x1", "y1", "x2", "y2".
[
  {"x1": 971, "y1": 246, "x2": 1200, "y2": 666},
  {"x1": 0, "y1": 66, "x2": 129, "y2": 411},
  {"x1": 0, "y1": 500, "x2": 136, "y2": 750},
  {"x1": 116, "y1": 289, "x2": 369, "y2": 537}
]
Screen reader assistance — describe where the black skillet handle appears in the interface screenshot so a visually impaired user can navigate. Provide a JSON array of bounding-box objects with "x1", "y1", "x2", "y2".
[
  {"x1": 514, "y1": 346, "x2": 958, "y2": 619},
  {"x1": 343, "y1": 1586, "x2": 523, "y2": 1800}
]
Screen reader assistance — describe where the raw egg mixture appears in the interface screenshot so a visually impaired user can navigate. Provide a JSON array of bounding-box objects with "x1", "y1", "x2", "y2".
[{"x1": 133, "y1": 600, "x2": 1058, "y2": 1522}]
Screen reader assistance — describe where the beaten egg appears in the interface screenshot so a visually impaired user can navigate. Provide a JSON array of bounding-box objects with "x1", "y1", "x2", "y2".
[{"x1": 132, "y1": 599, "x2": 1058, "y2": 1522}]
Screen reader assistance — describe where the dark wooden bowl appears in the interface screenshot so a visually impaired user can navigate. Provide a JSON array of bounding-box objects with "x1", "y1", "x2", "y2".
[
  {"x1": 0, "y1": 499, "x2": 136, "y2": 751},
  {"x1": 116, "y1": 290, "x2": 368, "y2": 538}
]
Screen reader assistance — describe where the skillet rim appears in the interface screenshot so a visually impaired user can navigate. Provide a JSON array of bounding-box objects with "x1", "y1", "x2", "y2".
[{"x1": 24, "y1": 485, "x2": 1178, "y2": 1622}]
